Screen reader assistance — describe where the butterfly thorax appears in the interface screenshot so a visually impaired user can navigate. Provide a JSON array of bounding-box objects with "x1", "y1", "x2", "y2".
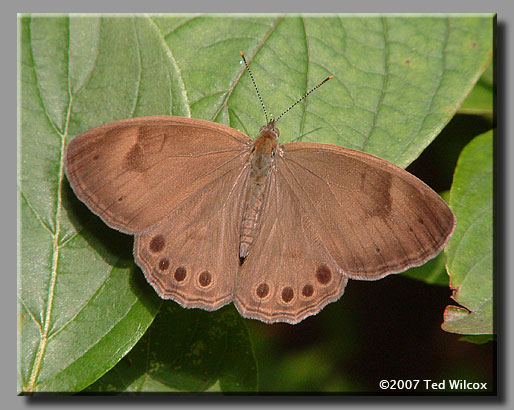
[{"x1": 239, "y1": 122, "x2": 279, "y2": 260}]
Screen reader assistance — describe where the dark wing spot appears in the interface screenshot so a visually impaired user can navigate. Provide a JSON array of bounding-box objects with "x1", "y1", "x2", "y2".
[
  {"x1": 281, "y1": 287, "x2": 294, "y2": 303},
  {"x1": 316, "y1": 265, "x2": 332, "y2": 285},
  {"x1": 174, "y1": 267, "x2": 187, "y2": 282},
  {"x1": 198, "y1": 271, "x2": 212, "y2": 287},
  {"x1": 361, "y1": 171, "x2": 392, "y2": 218},
  {"x1": 256, "y1": 283, "x2": 269, "y2": 298},
  {"x1": 149, "y1": 235, "x2": 165, "y2": 253},
  {"x1": 118, "y1": 197, "x2": 124, "y2": 202},
  {"x1": 302, "y1": 284, "x2": 314, "y2": 297},
  {"x1": 417, "y1": 217, "x2": 425, "y2": 225},
  {"x1": 158, "y1": 258, "x2": 169, "y2": 271},
  {"x1": 124, "y1": 142, "x2": 145, "y2": 172},
  {"x1": 123, "y1": 129, "x2": 152, "y2": 173}
]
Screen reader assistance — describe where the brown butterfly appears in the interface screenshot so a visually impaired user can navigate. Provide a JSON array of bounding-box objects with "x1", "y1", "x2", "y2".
[{"x1": 64, "y1": 52, "x2": 455, "y2": 324}]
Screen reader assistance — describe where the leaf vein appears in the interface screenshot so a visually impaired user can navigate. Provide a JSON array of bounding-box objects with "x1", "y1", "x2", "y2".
[
  {"x1": 146, "y1": 16, "x2": 191, "y2": 117},
  {"x1": 211, "y1": 15, "x2": 285, "y2": 123},
  {"x1": 392, "y1": 17, "x2": 451, "y2": 163},
  {"x1": 448, "y1": 205, "x2": 492, "y2": 274},
  {"x1": 361, "y1": 17, "x2": 389, "y2": 151},
  {"x1": 26, "y1": 17, "x2": 74, "y2": 392},
  {"x1": 130, "y1": 18, "x2": 143, "y2": 118},
  {"x1": 18, "y1": 186, "x2": 54, "y2": 236}
]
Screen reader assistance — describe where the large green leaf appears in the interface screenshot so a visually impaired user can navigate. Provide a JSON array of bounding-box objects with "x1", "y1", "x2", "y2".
[
  {"x1": 18, "y1": 14, "x2": 493, "y2": 393},
  {"x1": 150, "y1": 15, "x2": 493, "y2": 167},
  {"x1": 443, "y1": 130, "x2": 493, "y2": 335},
  {"x1": 17, "y1": 17, "x2": 163, "y2": 393},
  {"x1": 458, "y1": 63, "x2": 493, "y2": 117},
  {"x1": 86, "y1": 305, "x2": 257, "y2": 393}
]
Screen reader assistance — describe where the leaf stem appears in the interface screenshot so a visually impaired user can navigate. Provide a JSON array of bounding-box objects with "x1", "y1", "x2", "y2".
[{"x1": 26, "y1": 24, "x2": 74, "y2": 392}]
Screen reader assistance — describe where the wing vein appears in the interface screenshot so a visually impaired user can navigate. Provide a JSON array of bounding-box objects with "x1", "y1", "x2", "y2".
[
  {"x1": 277, "y1": 157, "x2": 365, "y2": 272},
  {"x1": 280, "y1": 157, "x2": 378, "y2": 272}
]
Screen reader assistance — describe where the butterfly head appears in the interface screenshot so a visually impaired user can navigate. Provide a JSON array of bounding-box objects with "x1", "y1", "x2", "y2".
[{"x1": 259, "y1": 120, "x2": 279, "y2": 140}]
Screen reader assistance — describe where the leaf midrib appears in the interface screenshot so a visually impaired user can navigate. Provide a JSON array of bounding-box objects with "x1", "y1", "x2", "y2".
[{"x1": 26, "y1": 17, "x2": 73, "y2": 393}]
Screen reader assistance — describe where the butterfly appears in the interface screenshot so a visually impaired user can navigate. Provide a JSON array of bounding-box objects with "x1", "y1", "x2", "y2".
[{"x1": 64, "y1": 53, "x2": 455, "y2": 324}]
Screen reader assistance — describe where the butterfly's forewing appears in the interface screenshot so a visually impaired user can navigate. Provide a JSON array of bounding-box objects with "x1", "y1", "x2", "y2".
[
  {"x1": 65, "y1": 116, "x2": 252, "y2": 310},
  {"x1": 234, "y1": 168, "x2": 349, "y2": 324},
  {"x1": 65, "y1": 116, "x2": 252, "y2": 234},
  {"x1": 278, "y1": 142, "x2": 456, "y2": 280}
]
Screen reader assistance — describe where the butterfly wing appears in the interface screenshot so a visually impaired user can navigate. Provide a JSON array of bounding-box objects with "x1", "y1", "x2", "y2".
[
  {"x1": 65, "y1": 116, "x2": 252, "y2": 310},
  {"x1": 234, "y1": 168, "x2": 348, "y2": 324},
  {"x1": 278, "y1": 142, "x2": 456, "y2": 280},
  {"x1": 65, "y1": 116, "x2": 252, "y2": 234},
  {"x1": 234, "y1": 141, "x2": 454, "y2": 323}
]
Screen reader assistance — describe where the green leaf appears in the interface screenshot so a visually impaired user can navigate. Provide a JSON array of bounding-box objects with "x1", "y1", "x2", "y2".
[
  {"x1": 458, "y1": 62, "x2": 493, "y2": 117},
  {"x1": 17, "y1": 236, "x2": 160, "y2": 393},
  {"x1": 18, "y1": 16, "x2": 162, "y2": 393},
  {"x1": 86, "y1": 305, "x2": 257, "y2": 393},
  {"x1": 402, "y1": 191, "x2": 450, "y2": 286},
  {"x1": 402, "y1": 251, "x2": 449, "y2": 287},
  {"x1": 18, "y1": 14, "x2": 493, "y2": 392},
  {"x1": 442, "y1": 130, "x2": 493, "y2": 335},
  {"x1": 152, "y1": 15, "x2": 494, "y2": 167},
  {"x1": 459, "y1": 334, "x2": 495, "y2": 345}
]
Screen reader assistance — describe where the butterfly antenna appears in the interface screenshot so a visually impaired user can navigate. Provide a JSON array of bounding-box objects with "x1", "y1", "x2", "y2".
[
  {"x1": 240, "y1": 51, "x2": 269, "y2": 123},
  {"x1": 275, "y1": 75, "x2": 334, "y2": 123}
]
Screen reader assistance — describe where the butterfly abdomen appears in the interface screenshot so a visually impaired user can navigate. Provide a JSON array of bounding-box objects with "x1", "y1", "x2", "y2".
[
  {"x1": 239, "y1": 135, "x2": 277, "y2": 259},
  {"x1": 239, "y1": 186, "x2": 266, "y2": 259}
]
